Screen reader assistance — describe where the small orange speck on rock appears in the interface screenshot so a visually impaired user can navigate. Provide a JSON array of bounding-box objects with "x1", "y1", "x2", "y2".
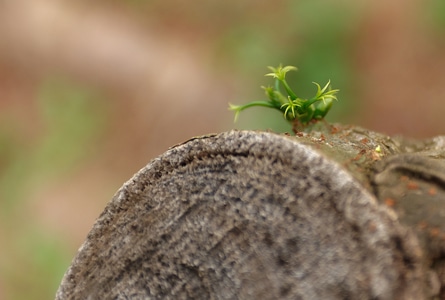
[
  {"x1": 417, "y1": 221, "x2": 428, "y2": 230},
  {"x1": 407, "y1": 181, "x2": 419, "y2": 190},
  {"x1": 430, "y1": 228, "x2": 441, "y2": 237},
  {"x1": 428, "y1": 187, "x2": 437, "y2": 196},
  {"x1": 371, "y1": 151, "x2": 381, "y2": 161},
  {"x1": 384, "y1": 198, "x2": 396, "y2": 207}
]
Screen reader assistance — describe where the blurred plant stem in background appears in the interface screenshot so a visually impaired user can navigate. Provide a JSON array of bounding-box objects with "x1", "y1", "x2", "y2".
[{"x1": 0, "y1": 78, "x2": 107, "y2": 299}]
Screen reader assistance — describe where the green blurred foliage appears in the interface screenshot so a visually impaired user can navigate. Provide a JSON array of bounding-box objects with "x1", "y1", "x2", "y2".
[
  {"x1": 0, "y1": 78, "x2": 107, "y2": 299},
  {"x1": 429, "y1": 0, "x2": 445, "y2": 31},
  {"x1": 2, "y1": 229, "x2": 70, "y2": 300},
  {"x1": 36, "y1": 79, "x2": 107, "y2": 174},
  {"x1": 0, "y1": 78, "x2": 107, "y2": 214}
]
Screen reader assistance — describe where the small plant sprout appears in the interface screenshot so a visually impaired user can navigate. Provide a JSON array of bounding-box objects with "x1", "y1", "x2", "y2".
[{"x1": 229, "y1": 65, "x2": 339, "y2": 125}]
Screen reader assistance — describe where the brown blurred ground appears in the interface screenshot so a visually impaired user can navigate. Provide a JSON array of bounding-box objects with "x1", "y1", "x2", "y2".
[
  {"x1": 1, "y1": 0, "x2": 445, "y2": 298},
  {"x1": 357, "y1": 0, "x2": 445, "y2": 136},
  {"x1": 0, "y1": 0, "x2": 232, "y2": 246}
]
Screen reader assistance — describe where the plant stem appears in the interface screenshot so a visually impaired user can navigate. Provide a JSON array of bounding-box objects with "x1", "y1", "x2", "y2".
[{"x1": 281, "y1": 80, "x2": 297, "y2": 100}]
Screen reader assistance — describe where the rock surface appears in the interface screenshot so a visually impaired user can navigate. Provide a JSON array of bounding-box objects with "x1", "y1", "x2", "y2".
[{"x1": 57, "y1": 128, "x2": 445, "y2": 299}]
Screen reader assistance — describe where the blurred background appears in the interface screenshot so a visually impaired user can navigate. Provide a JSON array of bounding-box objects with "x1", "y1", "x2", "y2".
[{"x1": 1, "y1": 0, "x2": 445, "y2": 298}]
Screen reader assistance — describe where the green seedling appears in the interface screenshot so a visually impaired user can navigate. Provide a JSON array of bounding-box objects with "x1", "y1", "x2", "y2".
[{"x1": 229, "y1": 65, "x2": 339, "y2": 125}]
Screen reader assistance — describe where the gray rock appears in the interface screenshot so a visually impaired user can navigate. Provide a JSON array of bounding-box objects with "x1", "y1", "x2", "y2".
[{"x1": 56, "y1": 131, "x2": 425, "y2": 299}]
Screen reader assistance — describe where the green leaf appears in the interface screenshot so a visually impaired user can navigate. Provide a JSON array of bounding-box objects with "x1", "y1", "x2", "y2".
[
  {"x1": 265, "y1": 65, "x2": 297, "y2": 81},
  {"x1": 229, "y1": 101, "x2": 280, "y2": 122}
]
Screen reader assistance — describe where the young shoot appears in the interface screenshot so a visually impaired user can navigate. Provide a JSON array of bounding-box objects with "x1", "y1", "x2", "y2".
[{"x1": 229, "y1": 65, "x2": 339, "y2": 125}]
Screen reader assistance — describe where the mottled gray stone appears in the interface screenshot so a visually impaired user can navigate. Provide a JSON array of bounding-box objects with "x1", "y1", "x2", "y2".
[{"x1": 56, "y1": 130, "x2": 425, "y2": 299}]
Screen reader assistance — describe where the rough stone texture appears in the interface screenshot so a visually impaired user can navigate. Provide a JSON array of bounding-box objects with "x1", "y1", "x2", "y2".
[{"x1": 56, "y1": 130, "x2": 429, "y2": 299}]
